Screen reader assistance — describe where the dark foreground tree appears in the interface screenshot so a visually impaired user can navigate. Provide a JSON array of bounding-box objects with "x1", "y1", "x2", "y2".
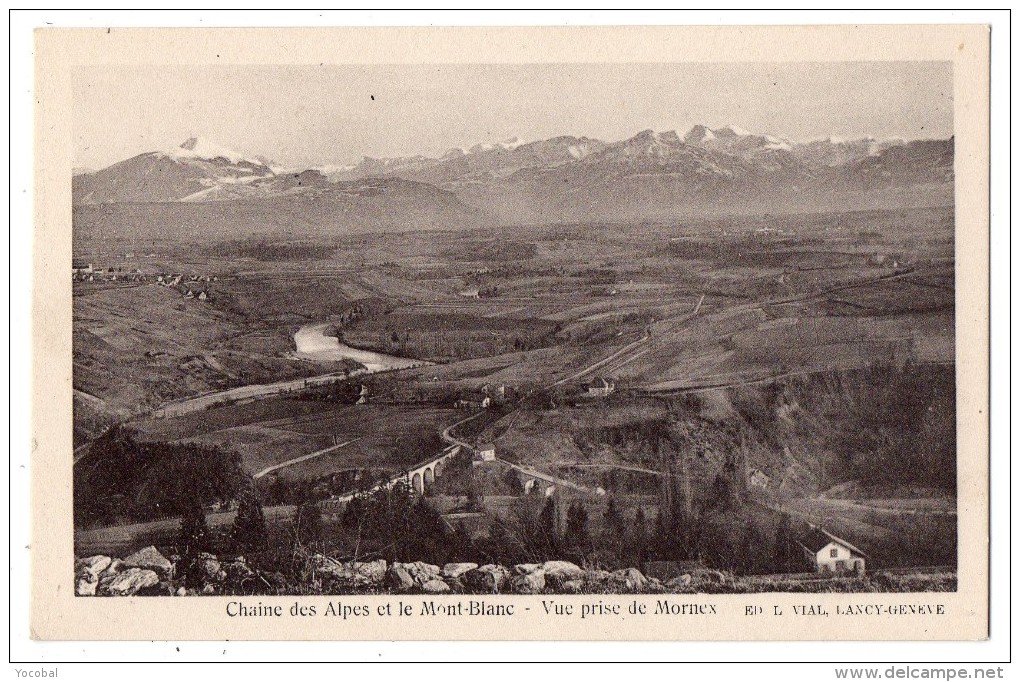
[
  {"x1": 232, "y1": 485, "x2": 269, "y2": 554},
  {"x1": 179, "y1": 495, "x2": 212, "y2": 555},
  {"x1": 564, "y1": 501, "x2": 590, "y2": 550},
  {"x1": 773, "y1": 513, "x2": 795, "y2": 573},
  {"x1": 538, "y1": 497, "x2": 558, "y2": 554},
  {"x1": 295, "y1": 501, "x2": 323, "y2": 549}
]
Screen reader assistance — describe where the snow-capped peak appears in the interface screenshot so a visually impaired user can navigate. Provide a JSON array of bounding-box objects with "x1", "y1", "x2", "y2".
[
  {"x1": 466, "y1": 136, "x2": 525, "y2": 155},
  {"x1": 684, "y1": 125, "x2": 716, "y2": 144},
  {"x1": 716, "y1": 124, "x2": 752, "y2": 137},
  {"x1": 164, "y1": 137, "x2": 261, "y2": 165}
]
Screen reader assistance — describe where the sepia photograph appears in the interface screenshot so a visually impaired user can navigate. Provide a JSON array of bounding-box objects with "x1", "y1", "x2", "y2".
[
  {"x1": 21, "y1": 20, "x2": 996, "y2": 649},
  {"x1": 68, "y1": 60, "x2": 959, "y2": 599}
]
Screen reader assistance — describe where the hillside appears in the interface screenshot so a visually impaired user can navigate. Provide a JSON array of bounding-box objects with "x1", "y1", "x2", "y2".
[
  {"x1": 72, "y1": 177, "x2": 489, "y2": 243},
  {"x1": 480, "y1": 365, "x2": 957, "y2": 499}
]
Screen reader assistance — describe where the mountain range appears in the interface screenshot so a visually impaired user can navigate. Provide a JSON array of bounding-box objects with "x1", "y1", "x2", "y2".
[{"x1": 72, "y1": 126, "x2": 954, "y2": 234}]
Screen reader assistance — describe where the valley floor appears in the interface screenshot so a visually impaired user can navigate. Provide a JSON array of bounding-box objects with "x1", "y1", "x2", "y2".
[{"x1": 72, "y1": 208, "x2": 958, "y2": 585}]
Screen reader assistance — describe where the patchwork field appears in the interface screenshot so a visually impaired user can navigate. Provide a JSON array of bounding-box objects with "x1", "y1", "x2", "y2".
[{"x1": 133, "y1": 400, "x2": 457, "y2": 476}]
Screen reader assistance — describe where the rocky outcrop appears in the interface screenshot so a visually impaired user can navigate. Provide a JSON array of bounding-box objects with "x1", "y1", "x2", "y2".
[
  {"x1": 75, "y1": 555, "x2": 114, "y2": 596},
  {"x1": 463, "y1": 564, "x2": 510, "y2": 593},
  {"x1": 312, "y1": 556, "x2": 388, "y2": 589},
  {"x1": 609, "y1": 568, "x2": 648, "y2": 593},
  {"x1": 76, "y1": 555, "x2": 112, "y2": 579},
  {"x1": 75, "y1": 548, "x2": 695, "y2": 596},
  {"x1": 394, "y1": 561, "x2": 441, "y2": 588},
  {"x1": 74, "y1": 549, "x2": 271, "y2": 597},
  {"x1": 99, "y1": 568, "x2": 160, "y2": 596},
  {"x1": 541, "y1": 560, "x2": 584, "y2": 589},
  {"x1": 512, "y1": 563, "x2": 542, "y2": 576},
  {"x1": 421, "y1": 578, "x2": 451, "y2": 594},
  {"x1": 441, "y1": 562, "x2": 478, "y2": 580},
  {"x1": 122, "y1": 546, "x2": 173, "y2": 578},
  {"x1": 510, "y1": 569, "x2": 546, "y2": 594},
  {"x1": 386, "y1": 565, "x2": 415, "y2": 591}
]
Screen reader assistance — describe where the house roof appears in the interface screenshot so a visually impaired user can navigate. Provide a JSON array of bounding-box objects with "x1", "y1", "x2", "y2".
[{"x1": 798, "y1": 525, "x2": 869, "y2": 558}]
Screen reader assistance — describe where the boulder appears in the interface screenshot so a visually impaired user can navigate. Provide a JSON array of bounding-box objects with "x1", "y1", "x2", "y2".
[
  {"x1": 176, "y1": 587, "x2": 188, "y2": 597},
  {"x1": 512, "y1": 563, "x2": 542, "y2": 576},
  {"x1": 221, "y1": 560, "x2": 257, "y2": 589},
  {"x1": 386, "y1": 565, "x2": 415, "y2": 592},
  {"x1": 313, "y1": 556, "x2": 388, "y2": 588},
  {"x1": 420, "y1": 578, "x2": 452, "y2": 594},
  {"x1": 441, "y1": 562, "x2": 478, "y2": 580},
  {"x1": 609, "y1": 567, "x2": 648, "y2": 593},
  {"x1": 99, "y1": 568, "x2": 160, "y2": 596},
  {"x1": 187, "y1": 552, "x2": 222, "y2": 585},
  {"x1": 122, "y1": 546, "x2": 173, "y2": 578},
  {"x1": 561, "y1": 579, "x2": 585, "y2": 594},
  {"x1": 541, "y1": 560, "x2": 584, "y2": 588},
  {"x1": 542, "y1": 560, "x2": 583, "y2": 577},
  {"x1": 76, "y1": 575, "x2": 98, "y2": 596},
  {"x1": 75, "y1": 555, "x2": 112, "y2": 579},
  {"x1": 510, "y1": 569, "x2": 546, "y2": 594},
  {"x1": 463, "y1": 564, "x2": 510, "y2": 593},
  {"x1": 665, "y1": 574, "x2": 693, "y2": 591},
  {"x1": 100, "y1": 559, "x2": 123, "y2": 578},
  {"x1": 202, "y1": 583, "x2": 217, "y2": 595},
  {"x1": 698, "y1": 570, "x2": 728, "y2": 585},
  {"x1": 395, "y1": 561, "x2": 440, "y2": 586},
  {"x1": 349, "y1": 559, "x2": 389, "y2": 584}
]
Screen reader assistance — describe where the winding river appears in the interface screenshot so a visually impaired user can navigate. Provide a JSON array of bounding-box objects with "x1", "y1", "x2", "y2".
[{"x1": 293, "y1": 322, "x2": 429, "y2": 373}]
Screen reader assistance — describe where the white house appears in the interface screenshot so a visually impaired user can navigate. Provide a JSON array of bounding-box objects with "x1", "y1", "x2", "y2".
[
  {"x1": 797, "y1": 526, "x2": 867, "y2": 574},
  {"x1": 747, "y1": 468, "x2": 771, "y2": 489},
  {"x1": 585, "y1": 377, "x2": 616, "y2": 398},
  {"x1": 472, "y1": 443, "x2": 497, "y2": 467}
]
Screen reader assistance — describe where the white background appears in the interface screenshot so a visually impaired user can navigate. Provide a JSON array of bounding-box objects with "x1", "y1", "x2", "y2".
[{"x1": 6, "y1": 8, "x2": 1012, "y2": 677}]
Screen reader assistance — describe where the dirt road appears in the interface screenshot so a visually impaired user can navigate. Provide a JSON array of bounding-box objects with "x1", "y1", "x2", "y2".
[{"x1": 253, "y1": 438, "x2": 362, "y2": 479}]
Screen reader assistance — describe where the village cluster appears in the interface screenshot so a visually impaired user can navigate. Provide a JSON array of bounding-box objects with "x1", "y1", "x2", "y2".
[{"x1": 72, "y1": 261, "x2": 218, "y2": 300}]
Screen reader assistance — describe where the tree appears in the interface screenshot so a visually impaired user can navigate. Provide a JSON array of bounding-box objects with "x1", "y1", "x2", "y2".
[
  {"x1": 709, "y1": 474, "x2": 734, "y2": 512},
  {"x1": 773, "y1": 513, "x2": 795, "y2": 573},
  {"x1": 629, "y1": 507, "x2": 648, "y2": 564},
  {"x1": 465, "y1": 477, "x2": 485, "y2": 511},
  {"x1": 449, "y1": 521, "x2": 475, "y2": 563},
  {"x1": 737, "y1": 523, "x2": 768, "y2": 575},
  {"x1": 294, "y1": 501, "x2": 323, "y2": 548},
  {"x1": 564, "y1": 501, "x2": 590, "y2": 550},
  {"x1": 604, "y1": 497, "x2": 625, "y2": 537},
  {"x1": 602, "y1": 497, "x2": 626, "y2": 560},
  {"x1": 538, "y1": 497, "x2": 558, "y2": 554},
  {"x1": 407, "y1": 497, "x2": 448, "y2": 564},
  {"x1": 231, "y1": 485, "x2": 269, "y2": 554},
  {"x1": 179, "y1": 494, "x2": 212, "y2": 555}
]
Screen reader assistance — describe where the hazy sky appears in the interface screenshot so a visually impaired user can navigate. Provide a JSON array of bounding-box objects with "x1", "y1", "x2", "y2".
[{"x1": 74, "y1": 62, "x2": 953, "y2": 170}]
